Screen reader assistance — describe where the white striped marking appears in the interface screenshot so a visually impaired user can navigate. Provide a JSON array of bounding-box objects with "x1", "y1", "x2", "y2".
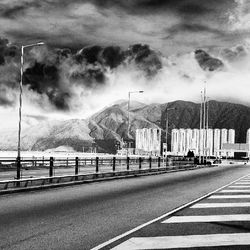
[
  {"x1": 234, "y1": 182, "x2": 250, "y2": 184},
  {"x1": 209, "y1": 195, "x2": 250, "y2": 199},
  {"x1": 228, "y1": 186, "x2": 250, "y2": 188},
  {"x1": 191, "y1": 202, "x2": 250, "y2": 208},
  {"x1": 219, "y1": 189, "x2": 250, "y2": 193},
  {"x1": 91, "y1": 173, "x2": 250, "y2": 250},
  {"x1": 111, "y1": 233, "x2": 250, "y2": 249},
  {"x1": 162, "y1": 214, "x2": 250, "y2": 223}
]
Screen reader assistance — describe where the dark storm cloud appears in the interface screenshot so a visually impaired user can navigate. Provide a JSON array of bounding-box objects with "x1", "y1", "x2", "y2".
[
  {"x1": 0, "y1": 34, "x2": 163, "y2": 110},
  {"x1": 1, "y1": 5, "x2": 27, "y2": 18},
  {"x1": 178, "y1": 3, "x2": 212, "y2": 15},
  {"x1": 195, "y1": 49, "x2": 224, "y2": 72},
  {"x1": 0, "y1": 0, "x2": 244, "y2": 54},
  {"x1": 0, "y1": 1, "x2": 42, "y2": 19},
  {"x1": 166, "y1": 24, "x2": 225, "y2": 38}
]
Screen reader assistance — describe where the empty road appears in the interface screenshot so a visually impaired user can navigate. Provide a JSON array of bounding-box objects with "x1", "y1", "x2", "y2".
[{"x1": 0, "y1": 164, "x2": 250, "y2": 250}]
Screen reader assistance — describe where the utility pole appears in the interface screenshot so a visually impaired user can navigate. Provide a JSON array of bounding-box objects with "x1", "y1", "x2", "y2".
[
  {"x1": 206, "y1": 97, "x2": 209, "y2": 160},
  {"x1": 199, "y1": 91, "x2": 203, "y2": 164},
  {"x1": 203, "y1": 87, "x2": 206, "y2": 163}
]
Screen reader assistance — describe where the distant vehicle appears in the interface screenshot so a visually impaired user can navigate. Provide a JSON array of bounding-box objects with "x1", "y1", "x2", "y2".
[{"x1": 213, "y1": 159, "x2": 222, "y2": 164}]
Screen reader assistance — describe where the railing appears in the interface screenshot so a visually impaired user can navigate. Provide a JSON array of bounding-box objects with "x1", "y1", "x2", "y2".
[{"x1": 0, "y1": 156, "x2": 196, "y2": 191}]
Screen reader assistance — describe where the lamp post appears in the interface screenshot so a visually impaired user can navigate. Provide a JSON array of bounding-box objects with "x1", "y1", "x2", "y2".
[
  {"x1": 17, "y1": 42, "x2": 45, "y2": 179},
  {"x1": 165, "y1": 107, "x2": 175, "y2": 157},
  {"x1": 199, "y1": 91, "x2": 203, "y2": 164},
  {"x1": 127, "y1": 90, "x2": 143, "y2": 154}
]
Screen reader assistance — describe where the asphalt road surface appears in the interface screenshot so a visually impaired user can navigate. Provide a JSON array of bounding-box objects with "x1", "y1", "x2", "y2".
[{"x1": 0, "y1": 164, "x2": 250, "y2": 250}]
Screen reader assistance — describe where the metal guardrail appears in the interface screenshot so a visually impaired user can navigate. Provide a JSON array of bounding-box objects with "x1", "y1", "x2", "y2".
[
  {"x1": 0, "y1": 156, "x2": 195, "y2": 191},
  {"x1": 0, "y1": 165, "x2": 197, "y2": 192}
]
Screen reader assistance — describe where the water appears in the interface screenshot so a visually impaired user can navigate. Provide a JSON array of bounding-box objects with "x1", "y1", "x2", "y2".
[{"x1": 0, "y1": 151, "x2": 104, "y2": 159}]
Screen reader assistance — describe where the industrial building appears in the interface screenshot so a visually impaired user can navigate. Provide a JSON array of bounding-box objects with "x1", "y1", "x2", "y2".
[
  {"x1": 135, "y1": 128, "x2": 161, "y2": 156},
  {"x1": 171, "y1": 128, "x2": 236, "y2": 157}
]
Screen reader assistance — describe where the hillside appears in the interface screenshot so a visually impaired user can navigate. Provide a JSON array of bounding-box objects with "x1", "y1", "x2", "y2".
[{"x1": 1, "y1": 100, "x2": 250, "y2": 153}]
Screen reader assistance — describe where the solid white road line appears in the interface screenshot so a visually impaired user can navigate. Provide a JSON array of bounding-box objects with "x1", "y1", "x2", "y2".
[
  {"x1": 91, "y1": 174, "x2": 250, "y2": 250},
  {"x1": 111, "y1": 233, "x2": 250, "y2": 249},
  {"x1": 162, "y1": 214, "x2": 250, "y2": 223},
  {"x1": 191, "y1": 202, "x2": 250, "y2": 208},
  {"x1": 219, "y1": 189, "x2": 250, "y2": 193},
  {"x1": 209, "y1": 195, "x2": 250, "y2": 199}
]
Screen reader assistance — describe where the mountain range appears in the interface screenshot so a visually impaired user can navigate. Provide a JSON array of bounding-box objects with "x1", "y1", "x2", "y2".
[{"x1": 1, "y1": 100, "x2": 250, "y2": 154}]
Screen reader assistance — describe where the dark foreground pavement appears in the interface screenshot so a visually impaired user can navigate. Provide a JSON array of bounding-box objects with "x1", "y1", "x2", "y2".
[{"x1": 0, "y1": 164, "x2": 250, "y2": 250}]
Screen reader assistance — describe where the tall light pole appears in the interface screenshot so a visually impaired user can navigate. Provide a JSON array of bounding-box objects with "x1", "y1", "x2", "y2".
[
  {"x1": 206, "y1": 97, "x2": 209, "y2": 160},
  {"x1": 165, "y1": 107, "x2": 175, "y2": 157},
  {"x1": 199, "y1": 91, "x2": 203, "y2": 164},
  {"x1": 17, "y1": 42, "x2": 45, "y2": 179},
  {"x1": 203, "y1": 87, "x2": 206, "y2": 163}
]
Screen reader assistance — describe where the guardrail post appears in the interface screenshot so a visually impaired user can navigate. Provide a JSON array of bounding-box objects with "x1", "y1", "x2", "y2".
[
  {"x1": 96, "y1": 157, "x2": 99, "y2": 173},
  {"x1": 49, "y1": 157, "x2": 54, "y2": 179},
  {"x1": 113, "y1": 157, "x2": 116, "y2": 171},
  {"x1": 75, "y1": 157, "x2": 79, "y2": 177},
  {"x1": 139, "y1": 157, "x2": 142, "y2": 170},
  {"x1": 158, "y1": 157, "x2": 161, "y2": 168},
  {"x1": 16, "y1": 157, "x2": 21, "y2": 180},
  {"x1": 127, "y1": 157, "x2": 130, "y2": 171},
  {"x1": 149, "y1": 157, "x2": 152, "y2": 169}
]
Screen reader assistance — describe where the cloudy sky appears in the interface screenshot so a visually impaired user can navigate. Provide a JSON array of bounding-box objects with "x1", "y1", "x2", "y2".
[
  {"x1": 1, "y1": 0, "x2": 249, "y2": 53},
  {"x1": 0, "y1": 0, "x2": 250, "y2": 130}
]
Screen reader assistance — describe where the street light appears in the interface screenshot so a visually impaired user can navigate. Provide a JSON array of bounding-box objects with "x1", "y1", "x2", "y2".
[{"x1": 17, "y1": 41, "x2": 45, "y2": 179}]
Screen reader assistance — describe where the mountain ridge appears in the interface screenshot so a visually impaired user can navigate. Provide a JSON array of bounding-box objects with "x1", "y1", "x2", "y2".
[{"x1": 1, "y1": 100, "x2": 250, "y2": 153}]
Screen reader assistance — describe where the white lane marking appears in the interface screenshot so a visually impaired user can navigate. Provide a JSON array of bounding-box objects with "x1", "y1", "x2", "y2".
[
  {"x1": 228, "y1": 186, "x2": 250, "y2": 188},
  {"x1": 111, "y1": 233, "x2": 250, "y2": 249},
  {"x1": 219, "y1": 189, "x2": 250, "y2": 193},
  {"x1": 191, "y1": 202, "x2": 250, "y2": 208},
  {"x1": 162, "y1": 214, "x2": 250, "y2": 223},
  {"x1": 91, "y1": 174, "x2": 250, "y2": 250},
  {"x1": 209, "y1": 195, "x2": 250, "y2": 199},
  {"x1": 234, "y1": 182, "x2": 250, "y2": 184}
]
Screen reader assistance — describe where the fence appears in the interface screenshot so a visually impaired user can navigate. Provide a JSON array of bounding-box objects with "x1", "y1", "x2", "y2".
[
  {"x1": 0, "y1": 156, "x2": 195, "y2": 179},
  {"x1": 0, "y1": 156, "x2": 196, "y2": 191}
]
